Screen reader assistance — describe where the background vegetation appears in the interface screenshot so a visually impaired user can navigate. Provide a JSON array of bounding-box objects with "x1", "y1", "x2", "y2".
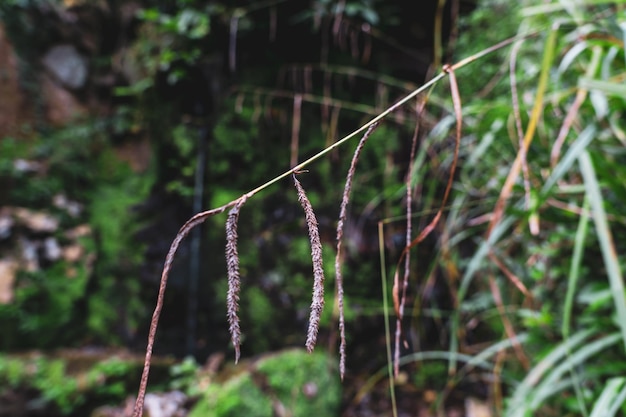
[{"x1": 0, "y1": 0, "x2": 625, "y2": 416}]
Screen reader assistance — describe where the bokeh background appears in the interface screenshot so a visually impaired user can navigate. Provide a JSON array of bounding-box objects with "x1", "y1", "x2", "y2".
[{"x1": 1, "y1": 1, "x2": 625, "y2": 416}]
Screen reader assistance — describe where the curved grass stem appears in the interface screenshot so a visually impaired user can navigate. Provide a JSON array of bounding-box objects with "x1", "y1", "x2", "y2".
[{"x1": 132, "y1": 29, "x2": 539, "y2": 417}]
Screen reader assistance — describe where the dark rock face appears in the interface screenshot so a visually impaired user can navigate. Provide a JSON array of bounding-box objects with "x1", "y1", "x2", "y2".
[{"x1": 0, "y1": 23, "x2": 33, "y2": 138}]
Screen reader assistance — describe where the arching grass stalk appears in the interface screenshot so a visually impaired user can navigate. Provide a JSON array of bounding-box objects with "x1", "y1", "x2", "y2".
[
  {"x1": 335, "y1": 121, "x2": 380, "y2": 379},
  {"x1": 132, "y1": 29, "x2": 539, "y2": 417}
]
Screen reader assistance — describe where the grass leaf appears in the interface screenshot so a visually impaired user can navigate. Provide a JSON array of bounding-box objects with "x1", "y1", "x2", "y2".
[
  {"x1": 590, "y1": 377, "x2": 626, "y2": 417},
  {"x1": 579, "y1": 151, "x2": 626, "y2": 351}
]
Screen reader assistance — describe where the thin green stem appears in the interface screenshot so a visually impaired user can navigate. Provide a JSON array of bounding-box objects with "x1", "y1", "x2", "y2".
[
  {"x1": 562, "y1": 197, "x2": 591, "y2": 417},
  {"x1": 379, "y1": 221, "x2": 398, "y2": 417}
]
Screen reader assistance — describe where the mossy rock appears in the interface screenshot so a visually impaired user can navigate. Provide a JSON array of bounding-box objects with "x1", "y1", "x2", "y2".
[{"x1": 189, "y1": 349, "x2": 341, "y2": 417}]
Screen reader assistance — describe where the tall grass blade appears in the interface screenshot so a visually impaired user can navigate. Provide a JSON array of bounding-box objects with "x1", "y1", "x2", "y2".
[
  {"x1": 510, "y1": 39, "x2": 536, "y2": 234},
  {"x1": 529, "y1": 333, "x2": 621, "y2": 411},
  {"x1": 579, "y1": 77, "x2": 626, "y2": 97},
  {"x1": 290, "y1": 94, "x2": 303, "y2": 167},
  {"x1": 607, "y1": 379, "x2": 626, "y2": 416},
  {"x1": 392, "y1": 67, "x2": 461, "y2": 376},
  {"x1": 562, "y1": 197, "x2": 591, "y2": 415},
  {"x1": 579, "y1": 151, "x2": 626, "y2": 351},
  {"x1": 551, "y1": 46, "x2": 602, "y2": 167},
  {"x1": 590, "y1": 378, "x2": 626, "y2": 417},
  {"x1": 488, "y1": 26, "x2": 558, "y2": 234},
  {"x1": 562, "y1": 198, "x2": 590, "y2": 338},
  {"x1": 544, "y1": 125, "x2": 596, "y2": 194},
  {"x1": 378, "y1": 221, "x2": 398, "y2": 417},
  {"x1": 449, "y1": 215, "x2": 516, "y2": 375},
  {"x1": 506, "y1": 328, "x2": 593, "y2": 417}
]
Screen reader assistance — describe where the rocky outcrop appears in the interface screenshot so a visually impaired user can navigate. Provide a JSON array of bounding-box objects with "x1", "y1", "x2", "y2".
[
  {"x1": 0, "y1": 23, "x2": 33, "y2": 138},
  {"x1": 0, "y1": 1, "x2": 141, "y2": 131}
]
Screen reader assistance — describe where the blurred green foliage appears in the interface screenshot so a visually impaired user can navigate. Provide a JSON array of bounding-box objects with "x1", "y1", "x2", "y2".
[
  {"x1": 0, "y1": 121, "x2": 154, "y2": 349},
  {"x1": 2, "y1": 0, "x2": 626, "y2": 415},
  {"x1": 435, "y1": 1, "x2": 626, "y2": 416},
  {"x1": 0, "y1": 353, "x2": 141, "y2": 415},
  {"x1": 189, "y1": 349, "x2": 341, "y2": 417}
]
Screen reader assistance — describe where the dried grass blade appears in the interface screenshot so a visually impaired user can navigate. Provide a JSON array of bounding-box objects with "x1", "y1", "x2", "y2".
[
  {"x1": 322, "y1": 71, "x2": 332, "y2": 133},
  {"x1": 326, "y1": 105, "x2": 341, "y2": 150},
  {"x1": 550, "y1": 46, "x2": 602, "y2": 167},
  {"x1": 488, "y1": 251, "x2": 532, "y2": 301},
  {"x1": 335, "y1": 121, "x2": 380, "y2": 379},
  {"x1": 510, "y1": 40, "x2": 537, "y2": 235},
  {"x1": 229, "y1": 12, "x2": 240, "y2": 72},
  {"x1": 488, "y1": 272, "x2": 529, "y2": 370},
  {"x1": 391, "y1": 65, "x2": 462, "y2": 318},
  {"x1": 293, "y1": 174, "x2": 326, "y2": 352},
  {"x1": 226, "y1": 197, "x2": 247, "y2": 364},
  {"x1": 394, "y1": 97, "x2": 429, "y2": 376},
  {"x1": 487, "y1": 27, "x2": 557, "y2": 236},
  {"x1": 291, "y1": 94, "x2": 303, "y2": 167}
]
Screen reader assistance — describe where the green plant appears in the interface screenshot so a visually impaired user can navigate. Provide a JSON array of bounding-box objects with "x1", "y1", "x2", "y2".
[
  {"x1": 0, "y1": 353, "x2": 141, "y2": 415},
  {"x1": 131, "y1": 2, "x2": 215, "y2": 86},
  {"x1": 87, "y1": 175, "x2": 152, "y2": 342},
  {"x1": 189, "y1": 349, "x2": 340, "y2": 417},
  {"x1": 122, "y1": 1, "x2": 626, "y2": 417},
  {"x1": 436, "y1": 1, "x2": 626, "y2": 416},
  {"x1": 168, "y1": 356, "x2": 201, "y2": 395},
  {"x1": 0, "y1": 120, "x2": 154, "y2": 349}
]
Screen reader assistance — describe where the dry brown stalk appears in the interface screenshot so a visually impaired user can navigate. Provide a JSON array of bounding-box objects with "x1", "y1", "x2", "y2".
[
  {"x1": 394, "y1": 96, "x2": 429, "y2": 376},
  {"x1": 488, "y1": 272, "x2": 530, "y2": 370},
  {"x1": 335, "y1": 121, "x2": 380, "y2": 379},
  {"x1": 390, "y1": 64, "x2": 462, "y2": 376},
  {"x1": 391, "y1": 65, "x2": 462, "y2": 311},
  {"x1": 290, "y1": 94, "x2": 303, "y2": 167},
  {"x1": 132, "y1": 202, "x2": 238, "y2": 417}
]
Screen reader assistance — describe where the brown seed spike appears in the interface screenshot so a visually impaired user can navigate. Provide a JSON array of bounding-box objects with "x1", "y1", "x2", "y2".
[
  {"x1": 293, "y1": 174, "x2": 326, "y2": 352},
  {"x1": 225, "y1": 197, "x2": 247, "y2": 363},
  {"x1": 335, "y1": 121, "x2": 380, "y2": 379}
]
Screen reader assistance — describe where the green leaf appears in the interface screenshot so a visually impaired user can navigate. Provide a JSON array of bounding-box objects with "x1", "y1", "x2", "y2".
[
  {"x1": 579, "y1": 151, "x2": 626, "y2": 352},
  {"x1": 579, "y1": 77, "x2": 626, "y2": 98},
  {"x1": 589, "y1": 377, "x2": 626, "y2": 417}
]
